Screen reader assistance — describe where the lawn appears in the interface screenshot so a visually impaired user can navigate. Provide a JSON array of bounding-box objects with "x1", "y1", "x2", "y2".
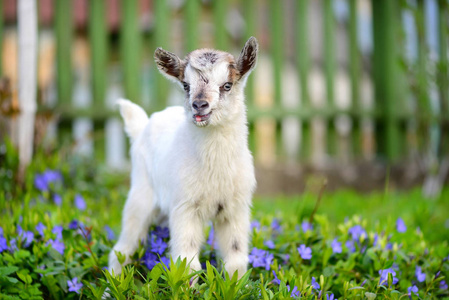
[{"x1": 0, "y1": 145, "x2": 448, "y2": 299}]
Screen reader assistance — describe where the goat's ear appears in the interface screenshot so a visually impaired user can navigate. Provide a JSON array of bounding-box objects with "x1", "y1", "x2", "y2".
[
  {"x1": 154, "y1": 48, "x2": 184, "y2": 81},
  {"x1": 237, "y1": 37, "x2": 259, "y2": 78}
]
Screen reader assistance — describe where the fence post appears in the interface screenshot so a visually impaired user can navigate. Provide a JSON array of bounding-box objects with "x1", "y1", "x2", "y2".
[
  {"x1": 17, "y1": 0, "x2": 37, "y2": 179},
  {"x1": 372, "y1": 0, "x2": 400, "y2": 161},
  {"x1": 121, "y1": 0, "x2": 141, "y2": 104},
  {"x1": 154, "y1": 0, "x2": 169, "y2": 112},
  {"x1": 297, "y1": 0, "x2": 310, "y2": 160}
]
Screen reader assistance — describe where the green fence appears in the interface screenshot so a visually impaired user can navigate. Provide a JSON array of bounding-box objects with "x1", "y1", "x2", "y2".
[{"x1": 0, "y1": 0, "x2": 448, "y2": 166}]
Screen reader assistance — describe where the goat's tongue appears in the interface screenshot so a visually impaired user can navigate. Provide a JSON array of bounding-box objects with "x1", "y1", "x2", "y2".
[{"x1": 196, "y1": 115, "x2": 202, "y2": 122}]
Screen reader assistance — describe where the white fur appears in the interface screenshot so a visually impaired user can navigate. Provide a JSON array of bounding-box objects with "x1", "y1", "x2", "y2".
[
  {"x1": 109, "y1": 48, "x2": 258, "y2": 280},
  {"x1": 110, "y1": 39, "x2": 258, "y2": 279}
]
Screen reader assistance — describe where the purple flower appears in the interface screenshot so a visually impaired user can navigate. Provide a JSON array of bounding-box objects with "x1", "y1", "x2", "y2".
[
  {"x1": 142, "y1": 251, "x2": 158, "y2": 270},
  {"x1": 74, "y1": 194, "x2": 86, "y2": 210},
  {"x1": 158, "y1": 256, "x2": 170, "y2": 268},
  {"x1": 379, "y1": 268, "x2": 399, "y2": 286},
  {"x1": 408, "y1": 285, "x2": 418, "y2": 296},
  {"x1": 297, "y1": 244, "x2": 312, "y2": 260},
  {"x1": 47, "y1": 239, "x2": 65, "y2": 255},
  {"x1": 248, "y1": 248, "x2": 273, "y2": 270},
  {"x1": 43, "y1": 170, "x2": 62, "y2": 183},
  {"x1": 345, "y1": 240, "x2": 356, "y2": 253},
  {"x1": 264, "y1": 240, "x2": 275, "y2": 249},
  {"x1": 206, "y1": 224, "x2": 218, "y2": 248},
  {"x1": 153, "y1": 226, "x2": 170, "y2": 239},
  {"x1": 331, "y1": 238, "x2": 342, "y2": 254},
  {"x1": 104, "y1": 225, "x2": 115, "y2": 241},
  {"x1": 326, "y1": 293, "x2": 336, "y2": 300},
  {"x1": 34, "y1": 174, "x2": 48, "y2": 192},
  {"x1": 21, "y1": 231, "x2": 34, "y2": 248},
  {"x1": 67, "y1": 277, "x2": 83, "y2": 294},
  {"x1": 0, "y1": 226, "x2": 3, "y2": 235},
  {"x1": 36, "y1": 223, "x2": 46, "y2": 236},
  {"x1": 272, "y1": 270, "x2": 281, "y2": 285},
  {"x1": 271, "y1": 219, "x2": 282, "y2": 232},
  {"x1": 53, "y1": 194, "x2": 62, "y2": 206},
  {"x1": 9, "y1": 238, "x2": 18, "y2": 252},
  {"x1": 348, "y1": 225, "x2": 366, "y2": 241},
  {"x1": 68, "y1": 220, "x2": 79, "y2": 230},
  {"x1": 311, "y1": 276, "x2": 320, "y2": 290},
  {"x1": 287, "y1": 285, "x2": 300, "y2": 297},
  {"x1": 396, "y1": 218, "x2": 407, "y2": 233},
  {"x1": 440, "y1": 280, "x2": 448, "y2": 290},
  {"x1": 52, "y1": 226, "x2": 63, "y2": 240},
  {"x1": 250, "y1": 220, "x2": 261, "y2": 230},
  {"x1": 415, "y1": 266, "x2": 426, "y2": 282},
  {"x1": 34, "y1": 170, "x2": 63, "y2": 192},
  {"x1": 151, "y1": 237, "x2": 167, "y2": 255},
  {"x1": 301, "y1": 221, "x2": 313, "y2": 232},
  {"x1": 17, "y1": 226, "x2": 34, "y2": 248},
  {"x1": 0, "y1": 236, "x2": 7, "y2": 252}
]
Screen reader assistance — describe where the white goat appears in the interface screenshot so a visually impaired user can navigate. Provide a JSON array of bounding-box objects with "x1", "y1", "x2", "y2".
[{"x1": 109, "y1": 37, "x2": 258, "y2": 279}]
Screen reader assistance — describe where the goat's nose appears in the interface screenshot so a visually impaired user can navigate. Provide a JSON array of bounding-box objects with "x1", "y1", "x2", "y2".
[{"x1": 192, "y1": 100, "x2": 209, "y2": 111}]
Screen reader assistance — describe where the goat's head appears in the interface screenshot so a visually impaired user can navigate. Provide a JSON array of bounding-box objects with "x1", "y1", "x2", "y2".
[{"x1": 154, "y1": 37, "x2": 258, "y2": 127}]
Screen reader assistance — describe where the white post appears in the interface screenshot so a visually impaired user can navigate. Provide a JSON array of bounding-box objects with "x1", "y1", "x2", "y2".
[{"x1": 17, "y1": 0, "x2": 38, "y2": 177}]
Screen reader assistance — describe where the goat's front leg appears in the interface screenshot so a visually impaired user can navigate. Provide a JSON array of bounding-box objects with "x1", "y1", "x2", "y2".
[
  {"x1": 109, "y1": 178, "x2": 154, "y2": 275},
  {"x1": 215, "y1": 206, "x2": 251, "y2": 279},
  {"x1": 169, "y1": 205, "x2": 204, "y2": 274}
]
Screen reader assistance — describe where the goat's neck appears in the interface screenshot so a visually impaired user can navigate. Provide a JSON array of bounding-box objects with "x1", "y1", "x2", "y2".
[{"x1": 189, "y1": 110, "x2": 248, "y2": 165}]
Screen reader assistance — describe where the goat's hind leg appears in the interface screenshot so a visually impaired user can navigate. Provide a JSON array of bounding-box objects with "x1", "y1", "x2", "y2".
[{"x1": 109, "y1": 168, "x2": 154, "y2": 275}]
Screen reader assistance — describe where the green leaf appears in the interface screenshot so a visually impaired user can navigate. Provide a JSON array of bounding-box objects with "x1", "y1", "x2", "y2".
[{"x1": 0, "y1": 266, "x2": 19, "y2": 277}]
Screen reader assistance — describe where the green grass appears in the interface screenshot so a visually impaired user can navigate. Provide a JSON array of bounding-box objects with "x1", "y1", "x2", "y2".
[
  {"x1": 253, "y1": 188, "x2": 449, "y2": 244},
  {"x1": 0, "y1": 144, "x2": 448, "y2": 299}
]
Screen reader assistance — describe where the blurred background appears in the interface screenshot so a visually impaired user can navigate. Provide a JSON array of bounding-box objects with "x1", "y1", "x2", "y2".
[{"x1": 0, "y1": 0, "x2": 448, "y2": 196}]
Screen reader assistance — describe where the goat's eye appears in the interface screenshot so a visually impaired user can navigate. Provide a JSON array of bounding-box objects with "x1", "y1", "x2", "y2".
[
  {"x1": 182, "y1": 82, "x2": 190, "y2": 92},
  {"x1": 222, "y1": 82, "x2": 233, "y2": 92}
]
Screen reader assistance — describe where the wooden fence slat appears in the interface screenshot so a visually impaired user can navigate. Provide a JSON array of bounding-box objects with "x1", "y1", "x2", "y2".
[
  {"x1": 185, "y1": 0, "x2": 200, "y2": 52},
  {"x1": 296, "y1": 0, "x2": 311, "y2": 160},
  {"x1": 55, "y1": 0, "x2": 72, "y2": 105},
  {"x1": 213, "y1": 0, "x2": 227, "y2": 50},
  {"x1": 121, "y1": 0, "x2": 141, "y2": 104},
  {"x1": 438, "y1": 0, "x2": 448, "y2": 115},
  {"x1": 349, "y1": 0, "x2": 361, "y2": 156},
  {"x1": 154, "y1": 0, "x2": 169, "y2": 111},
  {"x1": 270, "y1": 0, "x2": 283, "y2": 158},
  {"x1": 89, "y1": 0, "x2": 108, "y2": 162},
  {"x1": 0, "y1": 0, "x2": 3, "y2": 77},
  {"x1": 372, "y1": 0, "x2": 400, "y2": 160},
  {"x1": 89, "y1": 0, "x2": 107, "y2": 106},
  {"x1": 243, "y1": 0, "x2": 256, "y2": 107},
  {"x1": 323, "y1": 0, "x2": 336, "y2": 157}
]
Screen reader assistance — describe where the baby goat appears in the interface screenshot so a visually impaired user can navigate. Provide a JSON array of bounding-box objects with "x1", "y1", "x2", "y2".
[{"x1": 109, "y1": 37, "x2": 258, "y2": 279}]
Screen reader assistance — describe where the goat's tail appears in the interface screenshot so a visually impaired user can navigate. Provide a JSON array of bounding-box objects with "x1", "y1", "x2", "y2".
[{"x1": 116, "y1": 98, "x2": 149, "y2": 142}]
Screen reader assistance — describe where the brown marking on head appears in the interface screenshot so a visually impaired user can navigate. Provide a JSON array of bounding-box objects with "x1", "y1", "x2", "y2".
[{"x1": 227, "y1": 63, "x2": 240, "y2": 83}]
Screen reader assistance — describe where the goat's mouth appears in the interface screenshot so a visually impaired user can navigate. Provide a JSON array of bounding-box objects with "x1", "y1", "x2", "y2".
[{"x1": 193, "y1": 112, "x2": 212, "y2": 126}]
